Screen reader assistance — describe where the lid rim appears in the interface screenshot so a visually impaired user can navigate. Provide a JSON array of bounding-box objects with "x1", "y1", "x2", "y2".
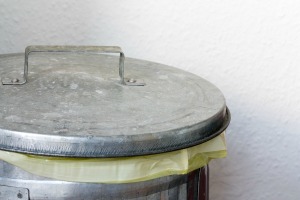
[{"x1": 0, "y1": 107, "x2": 230, "y2": 157}]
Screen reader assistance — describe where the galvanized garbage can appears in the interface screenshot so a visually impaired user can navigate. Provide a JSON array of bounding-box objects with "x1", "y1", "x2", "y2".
[{"x1": 0, "y1": 46, "x2": 230, "y2": 200}]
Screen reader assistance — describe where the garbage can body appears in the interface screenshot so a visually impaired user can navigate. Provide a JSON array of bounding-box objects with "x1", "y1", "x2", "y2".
[{"x1": 0, "y1": 160, "x2": 209, "y2": 200}]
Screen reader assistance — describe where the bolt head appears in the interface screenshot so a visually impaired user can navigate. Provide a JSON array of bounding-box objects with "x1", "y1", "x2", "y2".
[
  {"x1": 11, "y1": 78, "x2": 19, "y2": 83},
  {"x1": 127, "y1": 78, "x2": 136, "y2": 83}
]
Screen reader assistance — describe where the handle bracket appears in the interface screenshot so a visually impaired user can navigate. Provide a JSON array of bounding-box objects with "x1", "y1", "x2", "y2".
[
  {"x1": 0, "y1": 185, "x2": 29, "y2": 200},
  {"x1": 1, "y1": 46, "x2": 145, "y2": 86}
]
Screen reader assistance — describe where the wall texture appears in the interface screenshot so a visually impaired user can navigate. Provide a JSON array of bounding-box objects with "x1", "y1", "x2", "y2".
[{"x1": 0, "y1": 1, "x2": 299, "y2": 199}]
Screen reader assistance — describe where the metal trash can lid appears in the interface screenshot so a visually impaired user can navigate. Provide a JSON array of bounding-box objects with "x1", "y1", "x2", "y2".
[{"x1": 0, "y1": 46, "x2": 230, "y2": 157}]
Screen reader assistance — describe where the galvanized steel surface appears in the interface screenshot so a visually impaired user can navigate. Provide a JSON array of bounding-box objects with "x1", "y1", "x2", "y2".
[
  {"x1": 0, "y1": 160, "x2": 208, "y2": 200},
  {"x1": 0, "y1": 49, "x2": 229, "y2": 157}
]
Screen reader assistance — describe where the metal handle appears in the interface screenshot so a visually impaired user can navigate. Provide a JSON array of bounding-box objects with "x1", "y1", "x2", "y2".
[{"x1": 1, "y1": 45, "x2": 145, "y2": 86}]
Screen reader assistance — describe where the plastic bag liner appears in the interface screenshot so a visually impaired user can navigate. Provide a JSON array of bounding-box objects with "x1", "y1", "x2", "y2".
[{"x1": 0, "y1": 132, "x2": 227, "y2": 184}]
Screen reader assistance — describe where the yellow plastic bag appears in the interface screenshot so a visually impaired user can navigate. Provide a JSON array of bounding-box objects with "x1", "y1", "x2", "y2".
[{"x1": 0, "y1": 132, "x2": 227, "y2": 183}]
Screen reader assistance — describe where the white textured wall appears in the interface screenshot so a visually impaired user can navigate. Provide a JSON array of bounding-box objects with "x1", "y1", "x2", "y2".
[{"x1": 1, "y1": 1, "x2": 300, "y2": 199}]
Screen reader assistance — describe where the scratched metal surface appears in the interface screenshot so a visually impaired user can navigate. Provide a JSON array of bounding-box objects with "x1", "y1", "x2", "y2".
[
  {"x1": 0, "y1": 52, "x2": 228, "y2": 157},
  {"x1": 0, "y1": 159, "x2": 197, "y2": 200}
]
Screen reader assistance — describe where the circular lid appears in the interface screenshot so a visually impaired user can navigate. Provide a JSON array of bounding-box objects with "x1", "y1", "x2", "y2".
[{"x1": 0, "y1": 46, "x2": 230, "y2": 157}]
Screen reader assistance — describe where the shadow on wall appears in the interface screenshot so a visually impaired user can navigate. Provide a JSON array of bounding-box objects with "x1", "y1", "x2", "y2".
[
  {"x1": 209, "y1": 92, "x2": 299, "y2": 200},
  {"x1": 0, "y1": 1, "x2": 103, "y2": 54}
]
